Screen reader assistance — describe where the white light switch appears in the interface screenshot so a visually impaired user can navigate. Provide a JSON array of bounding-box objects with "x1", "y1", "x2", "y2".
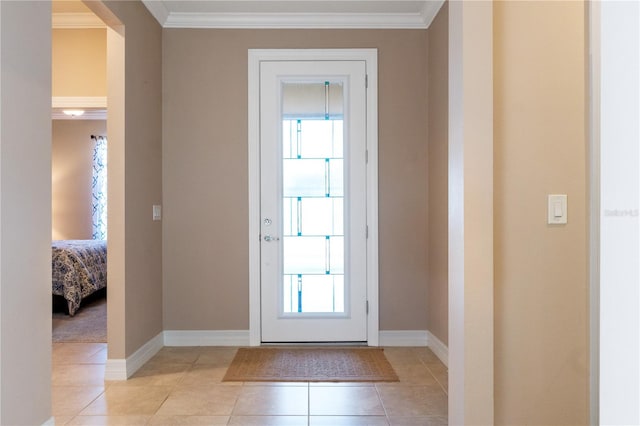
[
  {"x1": 548, "y1": 194, "x2": 567, "y2": 224},
  {"x1": 553, "y1": 201, "x2": 563, "y2": 218},
  {"x1": 153, "y1": 205, "x2": 162, "y2": 221}
]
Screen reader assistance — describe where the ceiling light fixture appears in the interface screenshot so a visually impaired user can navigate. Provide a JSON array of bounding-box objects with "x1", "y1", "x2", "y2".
[{"x1": 62, "y1": 109, "x2": 85, "y2": 117}]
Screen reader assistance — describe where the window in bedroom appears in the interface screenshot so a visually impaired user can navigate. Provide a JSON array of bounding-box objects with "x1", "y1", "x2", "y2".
[{"x1": 91, "y1": 135, "x2": 107, "y2": 240}]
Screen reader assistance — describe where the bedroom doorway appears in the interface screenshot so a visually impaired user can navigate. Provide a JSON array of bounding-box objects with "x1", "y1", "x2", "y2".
[
  {"x1": 51, "y1": 4, "x2": 109, "y2": 347},
  {"x1": 248, "y1": 49, "x2": 379, "y2": 345}
]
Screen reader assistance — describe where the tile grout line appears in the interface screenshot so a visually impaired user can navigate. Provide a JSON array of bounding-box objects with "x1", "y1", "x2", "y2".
[
  {"x1": 421, "y1": 357, "x2": 448, "y2": 396},
  {"x1": 54, "y1": 345, "x2": 447, "y2": 424},
  {"x1": 375, "y1": 379, "x2": 393, "y2": 423}
]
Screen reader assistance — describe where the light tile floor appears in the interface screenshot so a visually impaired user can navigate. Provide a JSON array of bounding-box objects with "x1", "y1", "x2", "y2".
[{"x1": 52, "y1": 344, "x2": 448, "y2": 426}]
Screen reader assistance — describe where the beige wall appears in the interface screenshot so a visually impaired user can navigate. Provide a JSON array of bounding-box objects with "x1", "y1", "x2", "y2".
[
  {"x1": 52, "y1": 120, "x2": 106, "y2": 240},
  {"x1": 0, "y1": 1, "x2": 52, "y2": 424},
  {"x1": 90, "y1": 1, "x2": 163, "y2": 358},
  {"x1": 52, "y1": 28, "x2": 106, "y2": 97},
  {"x1": 427, "y1": 2, "x2": 448, "y2": 346},
  {"x1": 493, "y1": 1, "x2": 589, "y2": 424},
  {"x1": 162, "y1": 29, "x2": 429, "y2": 331}
]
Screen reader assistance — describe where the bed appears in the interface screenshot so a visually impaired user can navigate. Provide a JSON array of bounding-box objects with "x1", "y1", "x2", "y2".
[{"x1": 52, "y1": 240, "x2": 107, "y2": 316}]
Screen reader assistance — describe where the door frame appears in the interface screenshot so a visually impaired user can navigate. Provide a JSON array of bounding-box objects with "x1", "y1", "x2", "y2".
[{"x1": 248, "y1": 48, "x2": 379, "y2": 346}]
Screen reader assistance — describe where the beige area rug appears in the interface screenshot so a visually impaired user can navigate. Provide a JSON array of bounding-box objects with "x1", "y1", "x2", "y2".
[
  {"x1": 52, "y1": 291, "x2": 107, "y2": 343},
  {"x1": 223, "y1": 347, "x2": 399, "y2": 382}
]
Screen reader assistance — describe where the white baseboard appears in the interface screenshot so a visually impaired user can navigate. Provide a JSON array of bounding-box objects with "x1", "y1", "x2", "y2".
[
  {"x1": 163, "y1": 330, "x2": 250, "y2": 346},
  {"x1": 426, "y1": 330, "x2": 449, "y2": 367},
  {"x1": 104, "y1": 332, "x2": 164, "y2": 380},
  {"x1": 378, "y1": 330, "x2": 449, "y2": 367},
  {"x1": 102, "y1": 329, "x2": 446, "y2": 380},
  {"x1": 164, "y1": 330, "x2": 439, "y2": 351},
  {"x1": 378, "y1": 330, "x2": 429, "y2": 346},
  {"x1": 126, "y1": 332, "x2": 164, "y2": 376}
]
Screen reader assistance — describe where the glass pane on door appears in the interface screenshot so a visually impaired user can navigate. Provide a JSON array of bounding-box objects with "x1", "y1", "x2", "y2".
[{"x1": 281, "y1": 81, "x2": 345, "y2": 314}]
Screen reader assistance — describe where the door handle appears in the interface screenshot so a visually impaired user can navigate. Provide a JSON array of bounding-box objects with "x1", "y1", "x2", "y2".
[{"x1": 263, "y1": 235, "x2": 280, "y2": 242}]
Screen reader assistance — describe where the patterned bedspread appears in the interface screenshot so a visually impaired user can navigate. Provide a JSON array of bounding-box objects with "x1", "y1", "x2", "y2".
[{"x1": 52, "y1": 240, "x2": 107, "y2": 316}]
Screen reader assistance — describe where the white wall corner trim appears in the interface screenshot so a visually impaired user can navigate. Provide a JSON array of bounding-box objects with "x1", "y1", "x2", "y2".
[
  {"x1": 379, "y1": 330, "x2": 429, "y2": 347},
  {"x1": 598, "y1": 1, "x2": 640, "y2": 424},
  {"x1": 104, "y1": 332, "x2": 164, "y2": 380},
  {"x1": 426, "y1": 331, "x2": 449, "y2": 367},
  {"x1": 164, "y1": 330, "x2": 251, "y2": 347}
]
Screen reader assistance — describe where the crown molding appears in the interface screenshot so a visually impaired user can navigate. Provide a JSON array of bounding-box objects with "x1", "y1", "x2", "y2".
[
  {"x1": 164, "y1": 12, "x2": 427, "y2": 29},
  {"x1": 52, "y1": 12, "x2": 106, "y2": 29},
  {"x1": 52, "y1": 97, "x2": 107, "y2": 108},
  {"x1": 143, "y1": 1, "x2": 445, "y2": 29},
  {"x1": 142, "y1": 0, "x2": 170, "y2": 27},
  {"x1": 421, "y1": 0, "x2": 445, "y2": 28},
  {"x1": 54, "y1": 1, "x2": 445, "y2": 30}
]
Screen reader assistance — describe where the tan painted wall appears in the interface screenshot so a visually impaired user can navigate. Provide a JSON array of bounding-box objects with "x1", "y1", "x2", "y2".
[
  {"x1": 52, "y1": 28, "x2": 106, "y2": 97},
  {"x1": 52, "y1": 120, "x2": 106, "y2": 240},
  {"x1": 0, "y1": 2, "x2": 52, "y2": 423},
  {"x1": 493, "y1": 2, "x2": 589, "y2": 424},
  {"x1": 427, "y1": 2, "x2": 448, "y2": 346},
  {"x1": 94, "y1": 1, "x2": 163, "y2": 358},
  {"x1": 105, "y1": 25, "x2": 126, "y2": 359},
  {"x1": 162, "y1": 29, "x2": 429, "y2": 331}
]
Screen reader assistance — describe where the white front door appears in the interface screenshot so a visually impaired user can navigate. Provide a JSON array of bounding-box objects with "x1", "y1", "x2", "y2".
[{"x1": 259, "y1": 59, "x2": 368, "y2": 342}]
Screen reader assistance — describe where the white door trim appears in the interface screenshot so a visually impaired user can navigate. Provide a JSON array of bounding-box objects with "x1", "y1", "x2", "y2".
[{"x1": 248, "y1": 48, "x2": 379, "y2": 346}]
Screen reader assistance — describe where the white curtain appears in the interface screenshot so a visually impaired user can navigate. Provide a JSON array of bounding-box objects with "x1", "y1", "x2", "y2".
[{"x1": 91, "y1": 135, "x2": 107, "y2": 240}]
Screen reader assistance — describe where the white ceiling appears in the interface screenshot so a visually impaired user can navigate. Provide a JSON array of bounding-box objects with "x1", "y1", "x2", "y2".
[{"x1": 141, "y1": 0, "x2": 445, "y2": 29}]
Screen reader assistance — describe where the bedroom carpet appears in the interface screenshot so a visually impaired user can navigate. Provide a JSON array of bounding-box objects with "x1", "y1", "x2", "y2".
[
  {"x1": 223, "y1": 347, "x2": 399, "y2": 382},
  {"x1": 52, "y1": 293, "x2": 106, "y2": 343}
]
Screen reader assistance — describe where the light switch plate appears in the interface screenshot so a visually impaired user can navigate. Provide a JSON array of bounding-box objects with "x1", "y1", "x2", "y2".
[
  {"x1": 548, "y1": 194, "x2": 567, "y2": 224},
  {"x1": 153, "y1": 205, "x2": 162, "y2": 221}
]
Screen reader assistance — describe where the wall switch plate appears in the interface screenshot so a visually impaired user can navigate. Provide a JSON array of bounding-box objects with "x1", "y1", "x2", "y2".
[
  {"x1": 548, "y1": 194, "x2": 567, "y2": 224},
  {"x1": 153, "y1": 205, "x2": 162, "y2": 221}
]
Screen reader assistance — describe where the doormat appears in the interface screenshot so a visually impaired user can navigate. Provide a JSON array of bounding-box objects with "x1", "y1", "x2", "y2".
[{"x1": 222, "y1": 347, "x2": 399, "y2": 382}]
